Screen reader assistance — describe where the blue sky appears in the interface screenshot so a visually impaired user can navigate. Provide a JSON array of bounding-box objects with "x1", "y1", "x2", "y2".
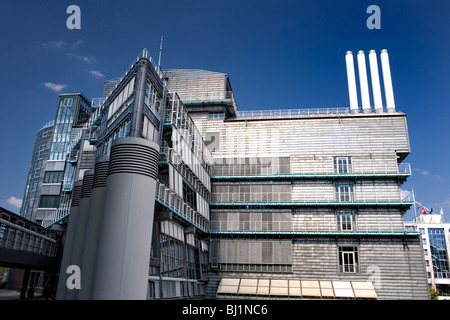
[{"x1": 0, "y1": 0, "x2": 449, "y2": 221}]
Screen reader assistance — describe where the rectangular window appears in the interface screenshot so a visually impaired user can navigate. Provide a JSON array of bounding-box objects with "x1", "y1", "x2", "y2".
[
  {"x1": 208, "y1": 113, "x2": 224, "y2": 120},
  {"x1": 428, "y1": 228, "x2": 449, "y2": 279},
  {"x1": 38, "y1": 195, "x2": 60, "y2": 208},
  {"x1": 334, "y1": 157, "x2": 352, "y2": 174},
  {"x1": 183, "y1": 181, "x2": 197, "y2": 210},
  {"x1": 339, "y1": 246, "x2": 359, "y2": 273},
  {"x1": 43, "y1": 171, "x2": 65, "y2": 184},
  {"x1": 337, "y1": 210, "x2": 356, "y2": 231},
  {"x1": 335, "y1": 183, "x2": 354, "y2": 202}
]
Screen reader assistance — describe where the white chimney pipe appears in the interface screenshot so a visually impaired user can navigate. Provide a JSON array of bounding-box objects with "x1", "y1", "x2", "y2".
[
  {"x1": 380, "y1": 49, "x2": 396, "y2": 113},
  {"x1": 368, "y1": 50, "x2": 383, "y2": 114},
  {"x1": 345, "y1": 51, "x2": 359, "y2": 114},
  {"x1": 357, "y1": 50, "x2": 371, "y2": 114}
]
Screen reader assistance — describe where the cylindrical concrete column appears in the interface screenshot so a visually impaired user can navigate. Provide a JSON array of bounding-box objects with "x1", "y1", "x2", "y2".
[
  {"x1": 357, "y1": 50, "x2": 371, "y2": 114},
  {"x1": 345, "y1": 51, "x2": 359, "y2": 114},
  {"x1": 369, "y1": 50, "x2": 383, "y2": 114},
  {"x1": 67, "y1": 170, "x2": 94, "y2": 300},
  {"x1": 380, "y1": 49, "x2": 396, "y2": 113},
  {"x1": 78, "y1": 156, "x2": 109, "y2": 300},
  {"x1": 92, "y1": 137, "x2": 159, "y2": 300},
  {"x1": 55, "y1": 181, "x2": 82, "y2": 300}
]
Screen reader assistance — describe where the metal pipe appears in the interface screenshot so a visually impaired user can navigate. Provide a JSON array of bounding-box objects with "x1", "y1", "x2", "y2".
[
  {"x1": 357, "y1": 50, "x2": 371, "y2": 114},
  {"x1": 92, "y1": 137, "x2": 159, "y2": 300},
  {"x1": 345, "y1": 51, "x2": 359, "y2": 114},
  {"x1": 68, "y1": 169, "x2": 94, "y2": 300},
  {"x1": 78, "y1": 156, "x2": 109, "y2": 300},
  {"x1": 380, "y1": 49, "x2": 396, "y2": 113},
  {"x1": 55, "y1": 181, "x2": 82, "y2": 300},
  {"x1": 369, "y1": 50, "x2": 383, "y2": 114}
]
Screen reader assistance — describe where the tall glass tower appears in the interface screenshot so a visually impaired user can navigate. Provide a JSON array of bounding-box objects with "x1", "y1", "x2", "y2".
[
  {"x1": 19, "y1": 120, "x2": 54, "y2": 222},
  {"x1": 36, "y1": 93, "x2": 93, "y2": 225}
]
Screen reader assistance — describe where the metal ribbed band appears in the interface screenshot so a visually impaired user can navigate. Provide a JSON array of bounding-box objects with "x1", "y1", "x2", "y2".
[
  {"x1": 108, "y1": 137, "x2": 160, "y2": 179},
  {"x1": 71, "y1": 182, "x2": 83, "y2": 207},
  {"x1": 93, "y1": 156, "x2": 110, "y2": 189},
  {"x1": 80, "y1": 170, "x2": 95, "y2": 199}
]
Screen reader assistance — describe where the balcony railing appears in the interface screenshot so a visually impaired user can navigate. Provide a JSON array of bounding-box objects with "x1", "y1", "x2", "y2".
[
  {"x1": 210, "y1": 219, "x2": 408, "y2": 234},
  {"x1": 212, "y1": 163, "x2": 411, "y2": 178},
  {"x1": 155, "y1": 181, "x2": 209, "y2": 233},
  {"x1": 42, "y1": 201, "x2": 71, "y2": 228},
  {"x1": 211, "y1": 190, "x2": 414, "y2": 206},
  {"x1": 175, "y1": 90, "x2": 237, "y2": 111},
  {"x1": 235, "y1": 107, "x2": 351, "y2": 118}
]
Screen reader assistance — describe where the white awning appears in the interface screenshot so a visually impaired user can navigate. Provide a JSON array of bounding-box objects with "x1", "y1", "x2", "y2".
[{"x1": 216, "y1": 278, "x2": 377, "y2": 299}]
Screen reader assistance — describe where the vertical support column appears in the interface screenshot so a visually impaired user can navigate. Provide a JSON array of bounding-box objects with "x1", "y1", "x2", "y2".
[
  {"x1": 129, "y1": 60, "x2": 149, "y2": 138},
  {"x1": 345, "y1": 51, "x2": 359, "y2": 114},
  {"x1": 78, "y1": 156, "x2": 109, "y2": 300},
  {"x1": 20, "y1": 268, "x2": 31, "y2": 299},
  {"x1": 92, "y1": 137, "x2": 159, "y2": 300},
  {"x1": 67, "y1": 170, "x2": 94, "y2": 300},
  {"x1": 380, "y1": 49, "x2": 396, "y2": 113},
  {"x1": 369, "y1": 50, "x2": 384, "y2": 114},
  {"x1": 55, "y1": 181, "x2": 82, "y2": 300},
  {"x1": 357, "y1": 50, "x2": 371, "y2": 114}
]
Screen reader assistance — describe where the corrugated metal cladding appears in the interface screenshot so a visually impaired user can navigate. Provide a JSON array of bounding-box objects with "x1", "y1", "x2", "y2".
[
  {"x1": 185, "y1": 108, "x2": 429, "y2": 300},
  {"x1": 195, "y1": 114, "x2": 410, "y2": 158},
  {"x1": 164, "y1": 69, "x2": 229, "y2": 100}
]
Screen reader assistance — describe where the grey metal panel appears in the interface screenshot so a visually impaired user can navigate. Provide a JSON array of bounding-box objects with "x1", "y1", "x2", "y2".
[
  {"x1": 292, "y1": 237, "x2": 429, "y2": 300},
  {"x1": 218, "y1": 240, "x2": 292, "y2": 265},
  {"x1": 192, "y1": 114, "x2": 410, "y2": 158}
]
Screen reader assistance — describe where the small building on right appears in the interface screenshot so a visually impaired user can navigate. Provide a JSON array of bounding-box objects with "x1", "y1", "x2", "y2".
[{"x1": 405, "y1": 211, "x2": 450, "y2": 299}]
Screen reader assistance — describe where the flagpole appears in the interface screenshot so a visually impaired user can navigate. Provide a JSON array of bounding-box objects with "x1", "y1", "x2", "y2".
[{"x1": 158, "y1": 35, "x2": 163, "y2": 72}]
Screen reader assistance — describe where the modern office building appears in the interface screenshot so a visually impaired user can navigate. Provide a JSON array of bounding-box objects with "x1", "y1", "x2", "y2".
[
  {"x1": 20, "y1": 120, "x2": 54, "y2": 222},
  {"x1": 40, "y1": 48, "x2": 429, "y2": 300},
  {"x1": 405, "y1": 212, "x2": 450, "y2": 299},
  {"x1": 36, "y1": 93, "x2": 93, "y2": 226}
]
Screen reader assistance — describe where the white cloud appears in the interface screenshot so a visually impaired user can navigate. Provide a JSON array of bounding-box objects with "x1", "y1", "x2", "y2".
[
  {"x1": 414, "y1": 167, "x2": 429, "y2": 176},
  {"x1": 88, "y1": 70, "x2": 105, "y2": 78},
  {"x1": 40, "y1": 40, "x2": 66, "y2": 48},
  {"x1": 68, "y1": 53, "x2": 95, "y2": 63},
  {"x1": 44, "y1": 82, "x2": 67, "y2": 93},
  {"x1": 7, "y1": 196, "x2": 22, "y2": 209}
]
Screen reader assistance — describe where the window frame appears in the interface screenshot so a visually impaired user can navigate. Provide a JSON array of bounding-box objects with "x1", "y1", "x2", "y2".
[{"x1": 338, "y1": 246, "x2": 359, "y2": 273}]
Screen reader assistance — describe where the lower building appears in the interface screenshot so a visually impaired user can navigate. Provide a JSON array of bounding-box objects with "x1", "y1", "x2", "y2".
[{"x1": 405, "y1": 212, "x2": 450, "y2": 299}]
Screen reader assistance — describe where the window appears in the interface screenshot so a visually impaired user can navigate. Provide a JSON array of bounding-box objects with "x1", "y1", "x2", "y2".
[
  {"x1": 183, "y1": 181, "x2": 197, "y2": 210},
  {"x1": 337, "y1": 210, "x2": 356, "y2": 231},
  {"x1": 335, "y1": 183, "x2": 354, "y2": 202},
  {"x1": 334, "y1": 157, "x2": 352, "y2": 174},
  {"x1": 43, "y1": 171, "x2": 65, "y2": 184},
  {"x1": 38, "y1": 195, "x2": 60, "y2": 208},
  {"x1": 428, "y1": 228, "x2": 449, "y2": 279},
  {"x1": 339, "y1": 246, "x2": 359, "y2": 273},
  {"x1": 208, "y1": 113, "x2": 224, "y2": 120}
]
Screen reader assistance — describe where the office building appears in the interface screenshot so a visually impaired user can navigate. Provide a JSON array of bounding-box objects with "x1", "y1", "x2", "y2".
[
  {"x1": 40, "y1": 48, "x2": 428, "y2": 300},
  {"x1": 405, "y1": 212, "x2": 450, "y2": 299},
  {"x1": 20, "y1": 120, "x2": 54, "y2": 222},
  {"x1": 36, "y1": 93, "x2": 93, "y2": 226}
]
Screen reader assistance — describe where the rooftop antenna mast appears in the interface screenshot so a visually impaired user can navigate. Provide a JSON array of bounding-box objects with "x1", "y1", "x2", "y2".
[{"x1": 158, "y1": 35, "x2": 163, "y2": 71}]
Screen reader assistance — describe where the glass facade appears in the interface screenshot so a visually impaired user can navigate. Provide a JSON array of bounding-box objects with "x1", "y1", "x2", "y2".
[
  {"x1": 428, "y1": 228, "x2": 449, "y2": 279},
  {"x1": 50, "y1": 97, "x2": 76, "y2": 161},
  {"x1": 49, "y1": 95, "x2": 92, "y2": 160},
  {"x1": 19, "y1": 121, "x2": 54, "y2": 221}
]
